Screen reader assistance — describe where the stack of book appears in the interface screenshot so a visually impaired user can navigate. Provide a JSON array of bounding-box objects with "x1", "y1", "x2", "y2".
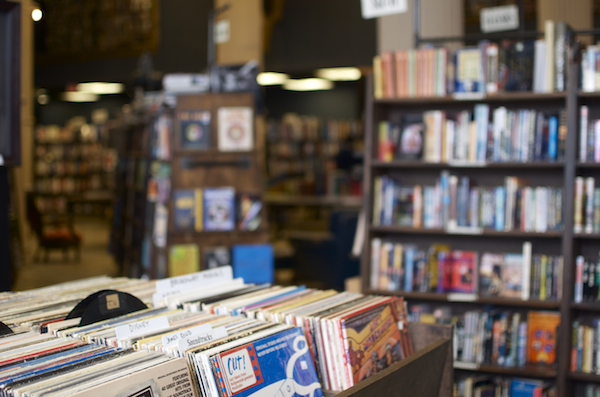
[
  {"x1": 373, "y1": 21, "x2": 570, "y2": 98},
  {"x1": 571, "y1": 317, "x2": 600, "y2": 374},
  {"x1": 574, "y1": 176, "x2": 600, "y2": 234},
  {"x1": 266, "y1": 114, "x2": 363, "y2": 197},
  {"x1": 453, "y1": 310, "x2": 560, "y2": 368},
  {"x1": 378, "y1": 107, "x2": 566, "y2": 164},
  {"x1": 370, "y1": 239, "x2": 563, "y2": 301},
  {"x1": 574, "y1": 255, "x2": 600, "y2": 303},
  {"x1": 373, "y1": 173, "x2": 563, "y2": 233},
  {"x1": 455, "y1": 376, "x2": 556, "y2": 397}
]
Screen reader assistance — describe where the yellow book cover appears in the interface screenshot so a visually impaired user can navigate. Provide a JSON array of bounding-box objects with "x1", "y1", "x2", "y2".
[
  {"x1": 169, "y1": 244, "x2": 200, "y2": 277},
  {"x1": 343, "y1": 302, "x2": 403, "y2": 384},
  {"x1": 428, "y1": 244, "x2": 451, "y2": 290}
]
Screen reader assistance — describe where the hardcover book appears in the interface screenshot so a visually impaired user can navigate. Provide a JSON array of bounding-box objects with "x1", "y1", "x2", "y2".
[
  {"x1": 451, "y1": 251, "x2": 478, "y2": 293},
  {"x1": 501, "y1": 253, "x2": 524, "y2": 299},
  {"x1": 203, "y1": 187, "x2": 235, "y2": 231},
  {"x1": 397, "y1": 114, "x2": 424, "y2": 160},
  {"x1": 169, "y1": 244, "x2": 200, "y2": 277},
  {"x1": 498, "y1": 40, "x2": 535, "y2": 92},
  {"x1": 237, "y1": 192, "x2": 262, "y2": 231},
  {"x1": 455, "y1": 47, "x2": 483, "y2": 93},
  {"x1": 178, "y1": 109, "x2": 211, "y2": 150},
  {"x1": 218, "y1": 107, "x2": 254, "y2": 152},
  {"x1": 211, "y1": 327, "x2": 323, "y2": 397},
  {"x1": 173, "y1": 189, "x2": 203, "y2": 232}
]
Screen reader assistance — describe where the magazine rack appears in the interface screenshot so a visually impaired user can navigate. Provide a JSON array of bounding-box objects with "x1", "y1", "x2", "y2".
[{"x1": 324, "y1": 322, "x2": 453, "y2": 397}]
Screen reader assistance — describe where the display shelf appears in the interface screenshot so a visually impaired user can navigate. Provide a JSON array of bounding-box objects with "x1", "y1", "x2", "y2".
[
  {"x1": 574, "y1": 233, "x2": 600, "y2": 239},
  {"x1": 265, "y1": 194, "x2": 362, "y2": 208},
  {"x1": 369, "y1": 225, "x2": 563, "y2": 238},
  {"x1": 568, "y1": 372, "x2": 600, "y2": 383},
  {"x1": 454, "y1": 362, "x2": 557, "y2": 378},
  {"x1": 571, "y1": 302, "x2": 600, "y2": 312},
  {"x1": 372, "y1": 160, "x2": 565, "y2": 169},
  {"x1": 373, "y1": 92, "x2": 566, "y2": 105},
  {"x1": 576, "y1": 162, "x2": 600, "y2": 168},
  {"x1": 368, "y1": 289, "x2": 561, "y2": 309}
]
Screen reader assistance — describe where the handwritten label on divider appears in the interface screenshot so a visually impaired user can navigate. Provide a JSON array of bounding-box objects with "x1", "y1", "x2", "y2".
[
  {"x1": 115, "y1": 316, "x2": 171, "y2": 341},
  {"x1": 177, "y1": 327, "x2": 228, "y2": 355},
  {"x1": 162, "y1": 323, "x2": 212, "y2": 348},
  {"x1": 153, "y1": 267, "x2": 234, "y2": 306}
]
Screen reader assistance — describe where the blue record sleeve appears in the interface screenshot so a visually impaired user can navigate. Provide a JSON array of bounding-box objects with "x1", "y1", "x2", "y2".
[
  {"x1": 211, "y1": 327, "x2": 323, "y2": 397},
  {"x1": 232, "y1": 244, "x2": 274, "y2": 285}
]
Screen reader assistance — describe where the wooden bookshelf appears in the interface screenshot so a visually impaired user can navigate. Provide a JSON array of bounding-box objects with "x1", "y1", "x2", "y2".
[
  {"x1": 568, "y1": 372, "x2": 600, "y2": 383},
  {"x1": 571, "y1": 302, "x2": 600, "y2": 312},
  {"x1": 359, "y1": 53, "x2": 582, "y2": 395},
  {"x1": 454, "y1": 361, "x2": 558, "y2": 378}
]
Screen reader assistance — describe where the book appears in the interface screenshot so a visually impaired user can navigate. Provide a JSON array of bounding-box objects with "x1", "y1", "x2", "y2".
[
  {"x1": 204, "y1": 246, "x2": 232, "y2": 269},
  {"x1": 173, "y1": 189, "x2": 203, "y2": 232},
  {"x1": 451, "y1": 251, "x2": 478, "y2": 293},
  {"x1": 455, "y1": 47, "x2": 483, "y2": 94},
  {"x1": 178, "y1": 109, "x2": 211, "y2": 150},
  {"x1": 501, "y1": 253, "x2": 524, "y2": 299},
  {"x1": 211, "y1": 327, "x2": 323, "y2": 397},
  {"x1": 397, "y1": 114, "x2": 424, "y2": 160},
  {"x1": 203, "y1": 187, "x2": 235, "y2": 231},
  {"x1": 232, "y1": 244, "x2": 274, "y2": 285},
  {"x1": 218, "y1": 107, "x2": 254, "y2": 152},
  {"x1": 479, "y1": 253, "x2": 504, "y2": 297},
  {"x1": 527, "y1": 311, "x2": 560, "y2": 364},
  {"x1": 236, "y1": 192, "x2": 262, "y2": 231},
  {"x1": 498, "y1": 40, "x2": 535, "y2": 92}
]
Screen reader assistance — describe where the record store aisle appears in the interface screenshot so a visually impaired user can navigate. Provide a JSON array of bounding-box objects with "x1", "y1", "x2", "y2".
[{"x1": 13, "y1": 219, "x2": 119, "y2": 290}]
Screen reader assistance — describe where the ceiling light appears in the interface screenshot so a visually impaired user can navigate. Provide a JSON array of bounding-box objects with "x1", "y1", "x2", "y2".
[
  {"x1": 37, "y1": 94, "x2": 49, "y2": 105},
  {"x1": 257, "y1": 72, "x2": 289, "y2": 86},
  {"x1": 31, "y1": 8, "x2": 42, "y2": 22},
  {"x1": 283, "y1": 78, "x2": 334, "y2": 91},
  {"x1": 60, "y1": 92, "x2": 99, "y2": 102},
  {"x1": 315, "y1": 67, "x2": 362, "y2": 81},
  {"x1": 76, "y1": 82, "x2": 124, "y2": 95}
]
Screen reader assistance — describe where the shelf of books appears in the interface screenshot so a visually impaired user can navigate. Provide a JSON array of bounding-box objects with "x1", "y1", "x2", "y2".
[
  {"x1": 360, "y1": 23, "x2": 600, "y2": 395},
  {"x1": 0, "y1": 270, "x2": 454, "y2": 397},
  {"x1": 33, "y1": 120, "x2": 117, "y2": 217}
]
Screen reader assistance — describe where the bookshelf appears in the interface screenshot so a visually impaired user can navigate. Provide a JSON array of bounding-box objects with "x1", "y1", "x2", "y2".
[{"x1": 359, "y1": 52, "x2": 583, "y2": 395}]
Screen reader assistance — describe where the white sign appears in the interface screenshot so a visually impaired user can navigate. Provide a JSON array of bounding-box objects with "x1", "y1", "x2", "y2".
[
  {"x1": 215, "y1": 20, "x2": 230, "y2": 44},
  {"x1": 480, "y1": 5, "x2": 519, "y2": 33},
  {"x1": 116, "y1": 316, "x2": 171, "y2": 341},
  {"x1": 162, "y1": 323, "x2": 212, "y2": 348},
  {"x1": 221, "y1": 347, "x2": 256, "y2": 393},
  {"x1": 178, "y1": 327, "x2": 228, "y2": 355},
  {"x1": 361, "y1": 0, "x2": 407, "y2": 19},
  {"x1": 156, "y1": 266, "x2": 233, "y2": 295}
]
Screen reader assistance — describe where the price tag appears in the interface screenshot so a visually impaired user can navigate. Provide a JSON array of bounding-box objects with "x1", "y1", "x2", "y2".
[
  {"x1": 178, "y1": 327, "x2": 228, "y2": 355},
  {"x1": 447, "y1": 293, "x2": 478, "y2": 302},
  {"x1": 454, "y1": 361, "x2": 479, "y2": 370},
  {"x1": 162, "y1": 323, "x2": 212, "y2": 348},
  {"x1": 446, "y1": 226, "x2": 483, "y2": 235},
  {"x1": 115, "y1": 316, "x2": 170, "y2": 341}
]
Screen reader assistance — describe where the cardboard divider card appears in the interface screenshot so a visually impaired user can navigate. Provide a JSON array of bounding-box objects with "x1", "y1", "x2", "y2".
[
  {"x1": 153, "y1": 266, "x2": 234, "y2": 306},
  {"x1": 178, "y1": 327, "x2": 228, "y2": 356},
  {"x1": 162, "y1": 323, "x2": 213, "y2": 349},
  {"x1": 116, "y1": 316, "x2": 171, "y2": 341}
]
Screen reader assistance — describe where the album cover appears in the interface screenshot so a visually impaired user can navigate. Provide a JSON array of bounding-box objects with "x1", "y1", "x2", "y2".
[
  {"x1": 236, "y1": 192, "x2": 262, "y2": 231},
  {"x1": 203, "y1": 246, "x2": 231, "y2": 269},
  {"x1": 203, "y1": 187, "x2": 235, "y2": 231},
  {"x1": 178, "y1": 109, "x2": 211, "y2": 150},
  {"x1": 218, "y1": 107, "x2": 254, "y2": 152}
]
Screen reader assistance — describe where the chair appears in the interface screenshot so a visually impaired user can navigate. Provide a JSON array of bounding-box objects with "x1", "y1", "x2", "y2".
[{"x1": 26, "y1": 192, "x2": 82, "y2": 262}]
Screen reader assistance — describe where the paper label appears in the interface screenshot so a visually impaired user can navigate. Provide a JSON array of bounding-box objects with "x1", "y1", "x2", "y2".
[
  {"x1": 480, "y1": 5, "x2": 519, "y2": 33},
  {"x1": 178, "y1": 327, "x2": 228, "y2": 355},
  {"x1": 447, "y1": 293, "x2": 478, "y2": 302},
  {"x1": 162, "y1": 323, "x2": 212, "y2": 348},
  {"x1": 361, "y1": 0, "x2": 408, "y2": 19},
  {"x1": 116, "y1": 316, "x2": 171, "y2": 341},
  {"x1": 215, "y1": 20, "x2": 230, "y2": 44}
]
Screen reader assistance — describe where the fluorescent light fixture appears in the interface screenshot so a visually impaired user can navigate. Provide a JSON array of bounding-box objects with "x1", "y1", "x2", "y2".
[
  {"x1": 60, "y1": 92, "x2": 99, "y2": 102},
  {"x1": 31, "y1": 8, "x2": 42, "y2": 22},
  {"x1": 76, "y1": 82, "x2": 124, "y2": 95},
  {"x1": 257, "y1": 72, "x2": 289, "y2": 86},
  {"x1": 315, "y1": 67, "x2": 362, "y2": 81},
  {"x1": 283, "y1": 78, "x2": 334, "y2": 91}
]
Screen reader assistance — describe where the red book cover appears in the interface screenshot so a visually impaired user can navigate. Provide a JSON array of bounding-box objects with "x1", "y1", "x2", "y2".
[
  {"x1": 451, "y1": 251, "x2": 478, "y2": 293},
  {"x1": 381, "y1": 52, "x2": 395, "y2": 98},
  {"x1": 394, "y1": 51, "x2": 404, "y2": 97}
]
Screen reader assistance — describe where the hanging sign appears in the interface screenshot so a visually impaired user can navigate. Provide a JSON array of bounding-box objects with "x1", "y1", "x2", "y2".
[
  {"x1": 480, "y1": 5, "x2": 519, "y2": 33},
  {"x1": 361, "y1": 0, "x2": 408, "y2": 19}
]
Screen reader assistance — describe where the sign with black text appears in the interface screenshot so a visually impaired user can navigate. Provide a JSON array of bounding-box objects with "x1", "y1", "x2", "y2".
[
  {"x1": 480, "y1": 5, "x2": 519, "y2": 33},
  {"x1": 361, "y1": 0, "x2": 408, "y2": 19}
]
